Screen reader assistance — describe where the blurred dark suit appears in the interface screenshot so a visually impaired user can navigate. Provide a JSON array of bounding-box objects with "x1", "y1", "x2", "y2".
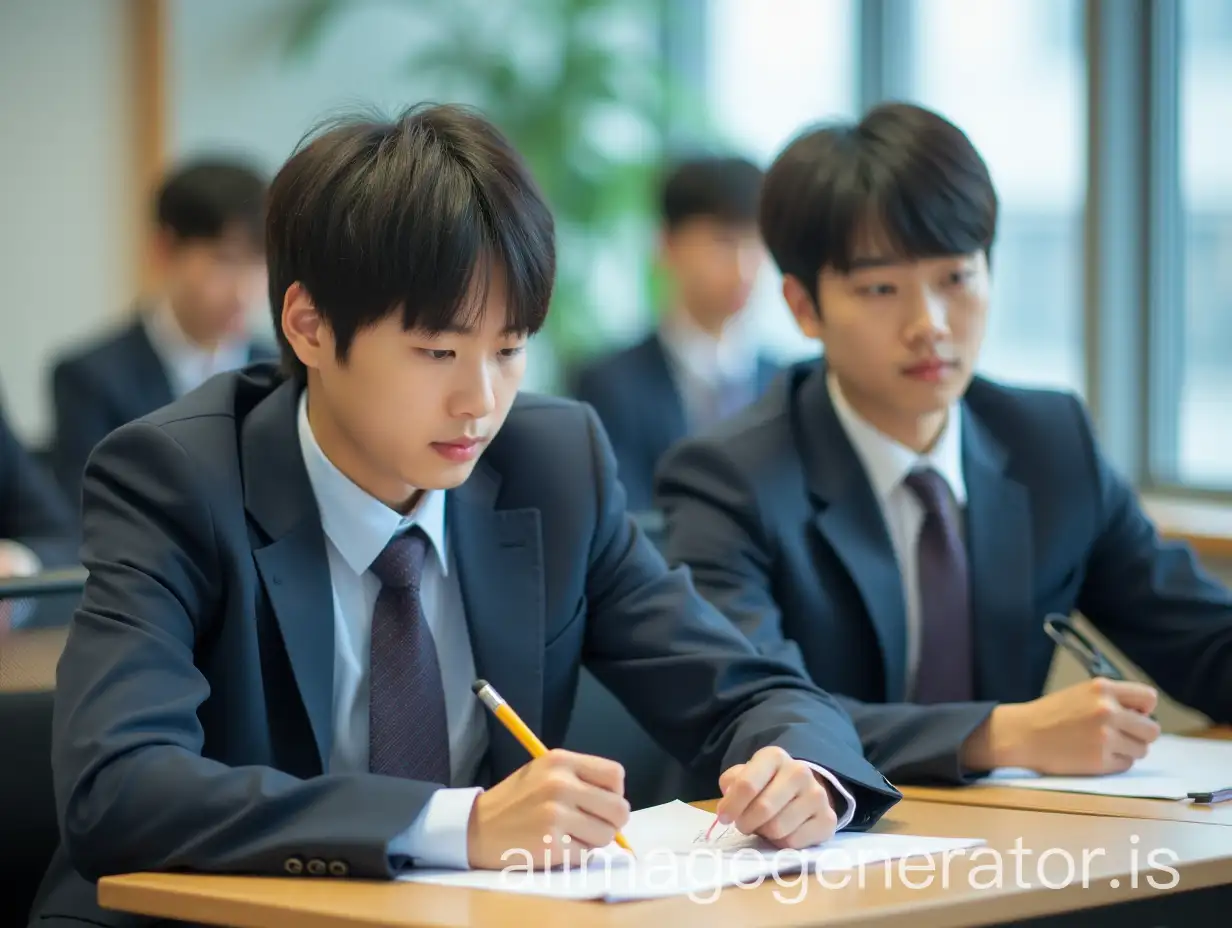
[
  {"x1": 572, "y1": 331, "x2": 780, "y2": 511},
  {"x1": 0, "y1": 402, "x2": 75, "y2": 570},
  {"x1": 657, "y1": 360, "x2": 1232, "y2": 784},
  {"x1": 50, "y1": 312, "x2": 275, "y2": 508}
]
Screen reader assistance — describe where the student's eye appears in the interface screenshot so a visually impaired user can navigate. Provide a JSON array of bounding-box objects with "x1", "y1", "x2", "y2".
[
  {"x1": 858, "y1": 283, "x2": 897, "y2": 297},
  {"x1": 418, "y1": 348, "x2": 455, "y2": 361},
  {"x1": 945, "y1": 269, "x2": 974, "y2": 287},
  {"x1": 498, "y1": 346, "x2": 526, "y2": 361}
]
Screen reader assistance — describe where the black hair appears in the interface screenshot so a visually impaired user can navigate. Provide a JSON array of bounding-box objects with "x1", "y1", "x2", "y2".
[
  {"x1": 660, "y1": 156, "x2": 763, "y2": 231},
  {"x1": 155, "y1": 158, "x2": 267, "y2": 246},
  {"x1": 759, "y1": 102, "x2": 998, "y2": 305},
  {"x1": 266, "y1": 103, "x2": 556, "y2": 378}
]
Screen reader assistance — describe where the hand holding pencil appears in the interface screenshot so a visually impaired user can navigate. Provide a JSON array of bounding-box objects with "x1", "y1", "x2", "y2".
[{"x1": 466, "y1": 680, "x2": 634, "y2": 870}]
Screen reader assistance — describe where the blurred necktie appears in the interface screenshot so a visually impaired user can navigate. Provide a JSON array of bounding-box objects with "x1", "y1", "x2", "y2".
[{"x1": 905, "y1": 468, "x2": 975, "y2": 703}]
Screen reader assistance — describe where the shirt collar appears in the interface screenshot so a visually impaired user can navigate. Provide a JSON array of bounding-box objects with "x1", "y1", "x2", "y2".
[
  {"x1": 826, "y1": 371, "x2": 967, "y2": 506},
  {"x1": 296, "y1": 390, "x2": 448, "y2": 578},
  {"x1": 658, "y1": 311, "x2": 758, "y2": 386},
  {"x1": 143, "y1": 301, "x2": 249, "y2": 373}
]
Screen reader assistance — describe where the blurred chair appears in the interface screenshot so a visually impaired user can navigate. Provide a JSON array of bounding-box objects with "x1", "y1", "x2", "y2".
[
  {"x1": 0, "y1": 689, "x2": 57, "y2": 928},
  {"x1": 0, "y1": 569, "x2": 83, "y2": 928}
]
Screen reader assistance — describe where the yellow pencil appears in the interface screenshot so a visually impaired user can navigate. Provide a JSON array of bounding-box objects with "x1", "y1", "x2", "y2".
[{"x1": 471, "y1": 679, "x2": 635, "y2": 855}]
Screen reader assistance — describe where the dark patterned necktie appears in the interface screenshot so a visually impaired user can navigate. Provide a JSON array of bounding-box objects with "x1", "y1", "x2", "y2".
[
  {"x1": 905, "y1": 468, "x2": 975, "y2": 704},
  {"x1": 368, "y1": 527, "x2": 452, "y2": 784}
]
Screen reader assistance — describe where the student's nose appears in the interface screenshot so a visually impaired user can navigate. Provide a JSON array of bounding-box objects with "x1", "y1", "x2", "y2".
[
  {"x1": 907, "y1": 288, "x2": 952, "y2": 342},
  {"x1": 736, "y1": 242, "x2": 762, "y2": 285},
  {"x1": 452, "y1": 360, "x2": 497, "y2": 420}
]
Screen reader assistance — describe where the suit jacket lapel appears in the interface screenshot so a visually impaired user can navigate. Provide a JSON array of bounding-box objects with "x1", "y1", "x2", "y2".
[
  {"x1": 242, "y1": 377, "x2": 337, "y2": 771},
  {"x1": 642, "y1": 334, "x2": 688, "y2": 446},
  {"x1": 126, "y1": 313, "x2": 175, "y2": 411},
  {"x1": 449, "y1": 465, "x2": 545, "y2": 782},
  {"x1": 962, "y1": 408, "x2": 1036, "y2": 701},
  {"x1": 796, "y1": 365, "x2": 910, "y2": 702}
]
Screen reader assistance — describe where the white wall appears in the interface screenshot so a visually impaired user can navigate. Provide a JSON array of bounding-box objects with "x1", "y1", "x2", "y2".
[
  {"x1": 167, "y1": 0, "x2": 442, "y2": 175},
  {"x1": 0, "y1": 0, "x2": 136, "y2": 444}
]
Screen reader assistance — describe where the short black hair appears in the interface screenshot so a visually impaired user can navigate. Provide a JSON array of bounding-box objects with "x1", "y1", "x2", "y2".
[
  {"x1": 155, "y1": 158, "x2": 267, "y2": 246},
  {"x1": 660, "y1": 156, "x2": 763, "y2": 231},
  {"x1": 759, "y1": 102, "x2": 998, "y2": 304},
  {"x1": 266, "y1": 103, "x2": 555, "y2": 379}
]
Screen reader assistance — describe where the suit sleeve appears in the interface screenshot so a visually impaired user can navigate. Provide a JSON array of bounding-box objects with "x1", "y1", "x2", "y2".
[
  {"x1": 53, "y1": 422, "x2": 443, "y2": 882},
  {"x1": 0, "y1": 403, "x2": 77, "y2": 567},
  {"x1": 1071, "y1": 397, "x2": 1232, "y2": 722},
  {"x1": 576, "y1": 408, "x2": 900, "y2": 829},
  {"x1": 655, "y1": 439, "x2": 997, "y2": 785}
]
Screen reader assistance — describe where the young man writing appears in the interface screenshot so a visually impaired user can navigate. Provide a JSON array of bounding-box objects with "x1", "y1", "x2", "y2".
[
  {"x1": 51, "y1": 158, "x2": 275, "y2": 506},
  {"x1": 31, "y1": 106, "x2": 897, "y2": 927},
  {"x1": 657, "y1": 102, "x2": 1232, "y2": 785},
  {"x1": 572, "y1": 156, "x2": 781, "y2": 510}
]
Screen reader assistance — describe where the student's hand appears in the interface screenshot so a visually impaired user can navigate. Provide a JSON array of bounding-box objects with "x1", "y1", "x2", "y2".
[
  {"x1": 0, "y1": 540, "x2": 39, "y2": 579},
  {"x1": 715, "y1": 746, "x2": 838, "y2": 849},
  {"x1": 466, "y1": 749, "x2": 630, "y2": 870},
  {"x1": 970, "y1": 678, "x2": 1161, "y2": 774}
]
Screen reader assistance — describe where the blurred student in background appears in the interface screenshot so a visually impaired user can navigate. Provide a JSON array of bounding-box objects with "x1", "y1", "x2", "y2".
[
  {"x1": 658, "y1": 102, "x2": 1232, "y2": 785},
  {"x1": 571, "y1": 156, "x2": 781, "y2": 511},
  {"x1": 0, "y1": 397, "x2": 75, "y2": 634},
  {"x1": 50, "y1": 158, "x2": 276, "y2": 506}
]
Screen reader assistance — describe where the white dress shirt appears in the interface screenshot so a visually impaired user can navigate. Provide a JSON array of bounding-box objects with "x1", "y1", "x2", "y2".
[
  {"x1": 143, "y1": 303, "x2": 252, "y2": 398},
  {"x1": 297, "y1": 393, "x2": 487, "y2": 870},
  {"x1": 658, "y1": 313, "x2": 760, "y2": 428},
  {"x1": 298, "y1": 390, "x2": 856, "y2": 865},
  {"x1": 826, "y1": 373, "x2": 967, "y2": 699}
]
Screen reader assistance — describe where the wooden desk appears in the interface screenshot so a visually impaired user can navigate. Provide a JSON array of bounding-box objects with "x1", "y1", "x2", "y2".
[
  {"x1": 98, "y1": 800, "x2": 1232, "y2": 928},
  {"x1": 904, "y1": 726, "x2": 1232, "y2": 826}
]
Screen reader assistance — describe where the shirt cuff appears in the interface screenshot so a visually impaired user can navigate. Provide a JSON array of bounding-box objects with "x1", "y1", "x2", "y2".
[
  {"x1": 800, "y1": 761, "x2": 856, "y2": 831},
  {"x1": 387, "y1": 786, "x2": 482, "y2": 871}
]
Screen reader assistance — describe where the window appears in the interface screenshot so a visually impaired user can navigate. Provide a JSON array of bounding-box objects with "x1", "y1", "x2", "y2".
[
  {"x1": 1177, "y1": 0, "x2": 1232, "y2": 487},
  {"x1": 703, "y1": 0, "x2": 859, "y2": 360},
  {"x1": 905, "y1": 0, "x2": 1087, "y2": 395}
]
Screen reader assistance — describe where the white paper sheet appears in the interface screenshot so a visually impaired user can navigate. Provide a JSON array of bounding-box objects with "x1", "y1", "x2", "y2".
[
  {"x1": 975, "y1": 733, "x2": 1232, "y2": 800},
  {"x1": 398, "y1": 800, "x2": 984, "y2": 902}
]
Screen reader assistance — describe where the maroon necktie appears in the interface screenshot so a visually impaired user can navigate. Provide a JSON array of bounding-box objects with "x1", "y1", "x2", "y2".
[
  {"x1": 368, "y1": 527, "x2": 452, "y2": 784},
  {"x1": 906, "y1": 468, "x2": 975, "y2": 704}
]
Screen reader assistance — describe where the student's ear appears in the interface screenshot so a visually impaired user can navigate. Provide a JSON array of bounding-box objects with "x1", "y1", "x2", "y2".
[
  {"x1": 281, "y1": 282, "x2": 328, "y2": 372},
  {"x1": 783, "y1": 275, "x2": 823, "y2": 340}
]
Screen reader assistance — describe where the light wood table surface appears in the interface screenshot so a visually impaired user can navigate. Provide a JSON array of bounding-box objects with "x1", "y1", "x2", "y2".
[
  {"x1": 98, "y1": 799, "x2": 1232, "y2": 928},
  {"x1": 903, "y1": 726, "x2": 1232, "y2": 826}
]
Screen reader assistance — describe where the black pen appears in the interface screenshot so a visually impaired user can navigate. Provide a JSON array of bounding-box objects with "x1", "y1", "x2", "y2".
[
  {"x1": 1188, "y1": 788, "x2": 1232, "y2": 804},
  {"x1": 1043, "y1": 614, "x2": 1157, "y2": 721},
  {"x1": 1043, "y1": 614, "x2": 1127, "y2": 681}
]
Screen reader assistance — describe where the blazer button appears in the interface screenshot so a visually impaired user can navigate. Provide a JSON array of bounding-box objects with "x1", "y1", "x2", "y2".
[
  {"x1": 284, "y1": 856, "x2": 304, "y2": 876},
  {"x1": 328, "y1": 860, "x2": 349, "y2": 878},
  {"x1": 307, "y1": 858, "x2": 327, "y2": 876}
]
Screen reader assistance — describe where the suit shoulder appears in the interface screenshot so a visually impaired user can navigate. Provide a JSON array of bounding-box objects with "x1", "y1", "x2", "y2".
[
  {"x1": 964, "y1": 377, "x2": 1088, "y2": 440},
  {"x1": 571, "y1": 336, "x2": 659, "y2": 390},
  {"x1": 53, "y1": 320, "x2": 144, "y2": 379},
  {"x1": 500, "y1": 392, "x2": 592, "y2": 437}
]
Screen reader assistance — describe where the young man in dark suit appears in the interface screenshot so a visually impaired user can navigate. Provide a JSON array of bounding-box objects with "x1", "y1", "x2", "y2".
[
  {"x1": 572, "y1": 157, "x2": 782, "y2": 510},
  {"x1": 50, "y1": 158, "x2": 276, "y2": 506},
  {"x1": 31, "y1": 105, "x2": 897, "y2": 927},
  {"x1": 657, "y1": 102, "x2": 1232, "y2": 786},
  {"x1": 0, "y1": 400, "x2": 76, "y2": 633}
]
